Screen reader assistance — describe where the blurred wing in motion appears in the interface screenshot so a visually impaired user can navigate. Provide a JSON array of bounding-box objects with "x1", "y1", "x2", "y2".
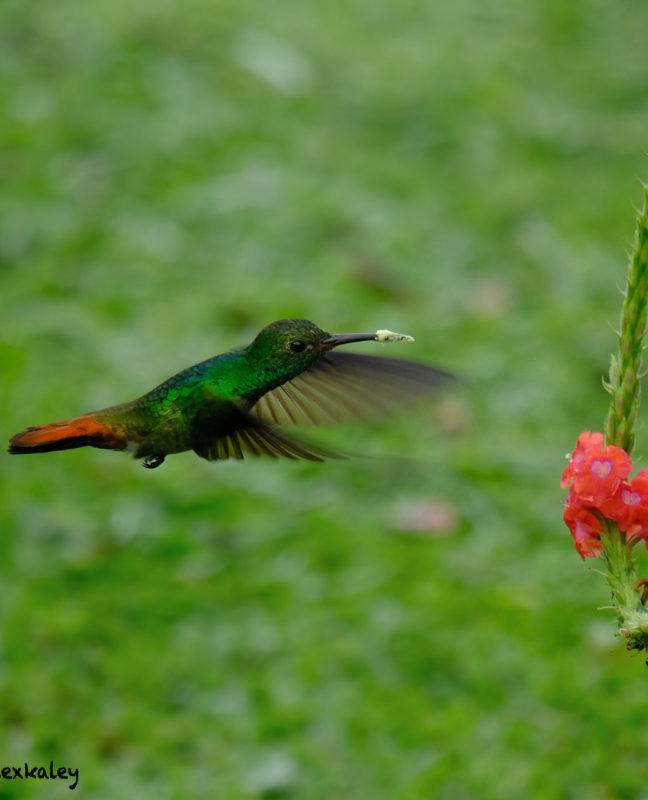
[
  {"x1": 251, "y1": 351, "x2": 454, "y2": 428},
  {"x1": 192, "y1": 404, "x2": 342, "y2": 462}
]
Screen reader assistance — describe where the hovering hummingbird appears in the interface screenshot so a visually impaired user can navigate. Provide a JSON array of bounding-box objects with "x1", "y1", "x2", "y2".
[{"x1": 9, "y1": 319, "x2": 452, "y2": 469}]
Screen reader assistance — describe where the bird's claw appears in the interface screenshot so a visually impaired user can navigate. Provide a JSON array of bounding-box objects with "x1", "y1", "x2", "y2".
[{"x1": 143, "y1": 454, "x2": 165, "y2": 469}]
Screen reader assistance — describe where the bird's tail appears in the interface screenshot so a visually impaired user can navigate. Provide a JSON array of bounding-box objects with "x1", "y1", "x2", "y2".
[{"x1": 9, "y1": 413, "x2": 127, "y2": 454}]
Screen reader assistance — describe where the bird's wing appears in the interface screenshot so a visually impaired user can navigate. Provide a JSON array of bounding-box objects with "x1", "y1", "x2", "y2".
[
  {"x1": 250, "y1": 351, "x2": 453, "y2": 428},
  {"x1": 190, "y1": 398, "x2": 339, "y2": 462}
]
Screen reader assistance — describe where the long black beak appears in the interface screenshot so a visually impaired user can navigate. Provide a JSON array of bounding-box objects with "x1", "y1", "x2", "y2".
[{"x1": 321, "y1": 332, "x2": 378, "y2": 349}]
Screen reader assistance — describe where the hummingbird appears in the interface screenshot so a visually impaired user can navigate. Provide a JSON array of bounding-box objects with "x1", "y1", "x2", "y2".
[{"x1": 9, "y1": 319, "x2": 452, "y2": 469}]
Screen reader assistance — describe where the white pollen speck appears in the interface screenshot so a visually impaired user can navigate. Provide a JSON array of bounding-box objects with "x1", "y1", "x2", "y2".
[{"x1": 375, "y1": 329, "x2": 415, "y2": 343}]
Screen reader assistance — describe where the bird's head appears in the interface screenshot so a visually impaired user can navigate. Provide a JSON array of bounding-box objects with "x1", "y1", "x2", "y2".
[
  {"x1": 245, "y1": 318, "x2": 379, "y2": 379},
  {"x1": 250, "y1": 318, "x2": 377, "y2": 357}
]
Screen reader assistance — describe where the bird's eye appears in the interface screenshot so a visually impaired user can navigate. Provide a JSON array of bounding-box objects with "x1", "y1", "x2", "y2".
[{"x1": 289, "y1": 339, "x2": 306, "y2": 353}]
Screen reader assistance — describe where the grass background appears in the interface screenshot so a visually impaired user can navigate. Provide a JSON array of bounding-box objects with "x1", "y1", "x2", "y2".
[{"x1": 2, "y1": 0, "x2": 648, "y2": 797}]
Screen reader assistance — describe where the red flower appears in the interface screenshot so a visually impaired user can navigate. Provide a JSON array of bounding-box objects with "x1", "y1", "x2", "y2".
[
  {"x1": 561, "y1": 431, "x2": 648, "y2": 556},
  {"x1": 609, "y1": 469, "x2": 648, "y2": 544},
  {"x1": 563, "y1": 489, "x2": 603, "y2": 559},
  {"x1": 562, "y1": 431, "x2": 637, "y2": 558},
  {"x1": 562, "y1": 433, "x2": 632, "y2": 509},
  {"x1": 561, "y1": 431, "x2": 604, "y2": 488}
]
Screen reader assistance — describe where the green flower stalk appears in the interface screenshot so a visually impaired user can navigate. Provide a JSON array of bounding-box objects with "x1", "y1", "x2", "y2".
[
  {"x1": 599, "y1": 520, "x2": 648, "y2": 650},
  {"x1": 604, "y1": 184, "x2": 648, "y2": 453},
  {"x1": 562, "y1": 185, "x2": 648, "y2": 652},
  {"x1": 601, "y1": 184, "x2": 648, "y2": 651}
]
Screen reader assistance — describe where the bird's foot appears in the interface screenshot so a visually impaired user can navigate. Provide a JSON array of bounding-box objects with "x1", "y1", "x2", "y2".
[
  {"x1": 143, "y1": 454, "x2": 165, "y2": 469},
  {"x1": 635, "y1": 578, "x2": 648, "y2": 605}
]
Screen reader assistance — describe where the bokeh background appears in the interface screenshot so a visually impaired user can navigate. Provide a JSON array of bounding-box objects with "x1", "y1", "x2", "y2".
[{"x1": 2, "y1": 1, "x2": 648, "y2": 797}]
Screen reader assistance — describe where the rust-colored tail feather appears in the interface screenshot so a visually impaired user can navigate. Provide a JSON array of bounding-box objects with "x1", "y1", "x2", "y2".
[{"x1": 9, "y1": 414, "x2": 126, "y2": 454}]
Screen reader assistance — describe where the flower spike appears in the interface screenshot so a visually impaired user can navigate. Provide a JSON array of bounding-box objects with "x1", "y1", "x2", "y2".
[{"x1": 562, "y1": 184, "x2": 648, "y2": 652}]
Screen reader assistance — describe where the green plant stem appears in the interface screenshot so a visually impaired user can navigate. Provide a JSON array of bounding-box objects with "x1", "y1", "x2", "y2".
[
  {"x1": 604, "y1": 184, "x2": 648, "y2": 454},
  {"x1": 599, "y1": 522, "x2": 648, "y2": 650},
  {"x1": 601, "y1": 184, "x2": 648, "y2": 650}
]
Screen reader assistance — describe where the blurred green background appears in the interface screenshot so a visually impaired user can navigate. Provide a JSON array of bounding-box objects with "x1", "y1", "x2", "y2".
[{"x1": 2, "y1": 0, "x2": 648, "y2": 797}]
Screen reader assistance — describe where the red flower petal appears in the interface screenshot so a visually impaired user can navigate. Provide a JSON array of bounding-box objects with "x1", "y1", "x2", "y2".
[
  {"x1": 564, "y1": 490, "x2": 603, "y2": 559},
  {"x1": 561, "y1": 431, "x2": 607, "y2": 488},
  {"x1": 614, "y1": 475, "x2": 648, "y2": 542},
  {"x1": 569, "y1": 444, "x2": 632, "y2": 507}
]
